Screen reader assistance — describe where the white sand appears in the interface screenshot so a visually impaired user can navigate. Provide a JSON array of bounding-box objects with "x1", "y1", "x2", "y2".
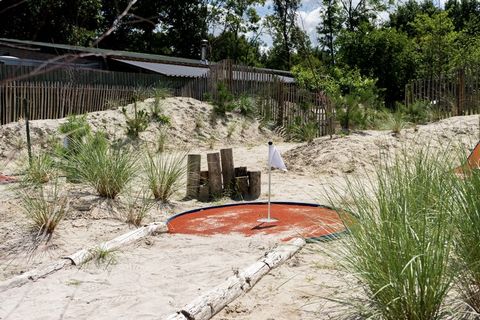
[{"x1": 1, "y1": 97, "x2": 479, "y2": 319}]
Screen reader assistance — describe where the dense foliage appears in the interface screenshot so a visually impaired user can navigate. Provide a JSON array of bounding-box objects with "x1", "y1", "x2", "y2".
[{"x1": 1, "y1": 0, "x2": 480, "y2": 108}]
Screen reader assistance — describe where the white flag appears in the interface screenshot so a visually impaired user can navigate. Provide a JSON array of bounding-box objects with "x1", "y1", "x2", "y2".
[{"x1": 268, "y1": 143, "x2": 287, "y2": 171}]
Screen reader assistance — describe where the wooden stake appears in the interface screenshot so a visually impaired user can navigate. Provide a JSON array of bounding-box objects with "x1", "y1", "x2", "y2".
[
  {"x1": 220, "y1": 148, "x2": 235, "y2": 192},
  {"x1": 247, "y1": 171, "x2": 261, "y2": 200},
  {"x1": 207, "y1": 152, "x2": 222, "y2": 197},
  {"x1": 186, "y1": 154, "x2": 201, "y2": 199}
]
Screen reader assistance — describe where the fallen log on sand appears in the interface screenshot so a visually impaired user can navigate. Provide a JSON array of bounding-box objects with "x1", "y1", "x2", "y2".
[
  {"x1": 165, "y1": 237, "x2": 306, "y2": 320},
  {"x1": 66, "y1": 222, "x2": 167, "y2": 266},
  {"x1": 0, "y1": 222, "x2": 167, "y2": 293}
]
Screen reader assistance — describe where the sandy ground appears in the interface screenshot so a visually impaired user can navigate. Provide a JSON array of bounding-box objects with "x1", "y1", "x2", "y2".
[{"x1": 1, "y1": 97, "x2": 479, "y2": 319}]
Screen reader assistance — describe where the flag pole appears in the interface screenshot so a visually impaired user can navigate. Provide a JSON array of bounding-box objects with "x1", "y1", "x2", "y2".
[
  {"x1": 268, "y1": 144, "x2": 272, "y2": 221},
  {"x1": 258, "y1": 141, "x2": 278, "y2": 223}
]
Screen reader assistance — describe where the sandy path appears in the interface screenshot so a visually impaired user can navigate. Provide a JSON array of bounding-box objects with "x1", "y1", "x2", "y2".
[{"x1": 0, "y1": 233, "x2": 280, "y2": 320}]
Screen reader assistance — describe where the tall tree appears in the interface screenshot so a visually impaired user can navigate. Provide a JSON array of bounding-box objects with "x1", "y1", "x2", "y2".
[
  {"x1": 317, "y1": 0, "x2": 343, "y2": 65},
  {"x1": 266, "y1": 0, "x2": 307, "y2": 70}
]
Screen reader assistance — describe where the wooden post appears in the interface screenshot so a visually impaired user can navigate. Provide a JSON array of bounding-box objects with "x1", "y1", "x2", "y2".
[
  {"x1": 207, "y1": 153, "x2": 223, "y2": 198},
  {"x1": 186, "y1": 154, "x2": 201, "y2": 199},
  {"x1": 198, "y1": 171, "x2": 210, "y2": 202},
  {"x1": 457, "y1": 68, "x2": 465, "y2": 116},
  {"x1": 220, "y1": 148, "x2": 235, "y2": 193},
  {"x1": 234, "y1": 166, "x2": 247, "y2": 177},
  {"x1": 247, "y1": 171, "x2": 261, "y2": 200},
  {"x1": 234, "y1": 176, "x2": 249, "y2": 200}
]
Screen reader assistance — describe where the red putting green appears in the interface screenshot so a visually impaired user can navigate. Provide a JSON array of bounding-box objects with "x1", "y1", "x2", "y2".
[{"x1": 167, "y1": 202, "x2": 347, "y2": 241}]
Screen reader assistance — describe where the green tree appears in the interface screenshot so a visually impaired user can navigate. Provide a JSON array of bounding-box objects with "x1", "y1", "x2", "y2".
[
  {"x1": 317, "y1": 0, "x2": 343, "y2": 65},
  {"x1": 265, "y1": 0, "x2": 308, "y2": 70},
  {"x1": 411, "y1": 12, "x2": 458, "y2": 78},
  {"x1": 336, "y1": 25, "x2": 418, "y2": 107},
  {"x1": 388, "y1": 0, "x2": 439, "y2": 36}
]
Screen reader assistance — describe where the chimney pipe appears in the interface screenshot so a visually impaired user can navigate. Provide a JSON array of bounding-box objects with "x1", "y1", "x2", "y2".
[{"x1": 201, "y1": 39, "x2": 208, "y2": 64}]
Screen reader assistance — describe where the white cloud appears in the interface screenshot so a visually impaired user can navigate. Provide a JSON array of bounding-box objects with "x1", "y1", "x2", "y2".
[{"x1": 297, "y1": 7, "x2": 322, "y2": 46}]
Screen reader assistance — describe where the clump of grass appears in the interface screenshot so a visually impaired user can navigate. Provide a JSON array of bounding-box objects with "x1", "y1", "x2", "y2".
[
  {"x1": 144, "y1": 152, "x2": 187, "y2": 202},
  {"x1": 226, "y1": 122, "x2": 237, "y2": 139},
  {"x1": 122, "y1": 102, "x2": 149, "y2": 139},
  {"x1": 234, "y1": 95, "x2": 257, "y2": 118},
  {"x1": 90, "y1": 245, "x2": 118, "y2": 267},
  {"x1": 452, "y1": 168, "x2": 480, "y2": 314},
  {"x1": 156, "y1": 128, "x2": 169, "y2": 153},
  {"x1": 330, "y1": 149, "x2": 456, "y2": 319},
  {"x1": 150, "y1": 87, "x2": 171, "y2": 124},
  {"x1": 66, "y1": 133, "x2": 138, "y2": 199},
  {"x1": 20, "y1": 181, "x2": 69, "y2": 238},
  {"x1": 288, "y1": 121, "x2": 317, "y2": 143},
  {"x1": 123, "y1": 189, "x2": 154, "y2": 227},
  {"x1": 58, "y1": 114, "x2": 91, "y2": 155},
  {"x1": 24, "y1": 152, "x2": 56, "y2": 184}
]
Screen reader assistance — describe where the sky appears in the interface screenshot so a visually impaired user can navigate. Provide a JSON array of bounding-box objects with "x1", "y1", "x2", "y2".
[{"x1": 254, "y1": 0, "x2": 323, "y2": 49}]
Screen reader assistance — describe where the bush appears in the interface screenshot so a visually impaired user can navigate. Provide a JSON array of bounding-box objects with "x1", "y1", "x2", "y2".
[
  {"x1": 287, "y1": 119, "x2": 317, "y2": 143},
  {"x1": 234, "y1": 95, "x2": 257, "y2": 118},
  {"x1": 21, "y1": 181, "x2": 68, "y2": 237},
  {"x1": 150, "y1": 87, "x2": 171, "y2": 124},
  {"x1": 213, "y1": 82, "x2": 234, "y2": 115},
  {"x1": 24, "y1": 152, "x2": 56, "y2": 184},
  {"x1": 58, "y1": 114, "x2": 91, "y2": 154},
  {"x1": 66, "y1": 133, "x2": 137, "y2": 199},
  {"x1": 122, "y1": 102, "x2": 149, "y2": 139},
  {"x1": 330, "y1": 149, "x2": 456, "y2": 319},
  {"x1": 144, "y1": 152, "x2": 187, "y2": 202}
]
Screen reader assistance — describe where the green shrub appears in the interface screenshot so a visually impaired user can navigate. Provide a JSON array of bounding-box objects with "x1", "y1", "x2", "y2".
[
  {"x1": 21, "y1": 181, "x2": 68, "y2": 237},
  {"x1": 402, "y1": 101, "x2": 430, "y2": 124},
  {"x1": 213, "y1": 82, "x2": 234, "y2": 115},
  {"x1": 122, "y1": 102, "x2": 149, "y2": 139},
  {"x1": 58, "y1": 114, "x2": 91, "y2": 154},
  {"x1": 287, "y1": 120, "x2": 317, "y2": 143},
  {"x1": 66, "y1": 133, "x2": 137, "y2": 199},
  {"x1": 235, "y1": 95, "x2": 257, "y2": 118},
  {"x1": 330, "y1": 149, "x2": 456, "y2": 319},
  {"x1": 144, "y1": 152, "x2": 187, "y2": 202},
  {"x1": 150, "y1": 87, "x2": 171, "y2": 123}
]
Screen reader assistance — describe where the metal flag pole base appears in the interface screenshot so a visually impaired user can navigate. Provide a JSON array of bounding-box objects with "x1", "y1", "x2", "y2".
[
  {"x1": 257, "y1": 217, "x2": 278, "y2": 223},
  {"x1": 257, "y1": 141, "x2": 279, "y2": 224}
]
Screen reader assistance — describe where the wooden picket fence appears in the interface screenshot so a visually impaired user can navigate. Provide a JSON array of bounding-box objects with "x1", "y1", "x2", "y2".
[
  {"x1": 0, "y1": 60, "x2": 333, "y2": 137},
  {"x1": 0, "y1": 82, "x2": 136, "y2": 124},
  {"x1": 180, "y1": 59, "x2": 334, "y2": 137},
  {"x1": 405, "y1": 68, "x2": 480, "y2": 117}
]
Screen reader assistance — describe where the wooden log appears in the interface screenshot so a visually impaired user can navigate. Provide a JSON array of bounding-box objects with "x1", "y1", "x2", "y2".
[
  {"x1": 66, "y1": 222, "x2": 167, "y2": 266},
  {"x1": 0, "y1": 259, "x2": 70, "y2": 293},
  {"x1": 186, "y1": 154, "x2": 201, "y2": 199},
  {"x1": 234, "y1": 176, "x2": 249, "y2": 200},
  {"x1": 207, "y1": 152, "x2": 223, "y2": 197},
  {"x1": 220, "y1": 148, "x2": 235, "y2": 192},
  {"x1": 163, "y1": 238, "x2": 306, "y2": 320},
  {"x1": 234, "y1": 166, "x2": 247, "y2": 177},
  {"x1": 247, "y1": 171, "x2": 261, "y2": 200}
]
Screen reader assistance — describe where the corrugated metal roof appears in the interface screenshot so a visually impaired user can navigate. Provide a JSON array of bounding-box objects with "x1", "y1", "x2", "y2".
[
  {"x1": 0, "y1": 38, "x2": 205, "y2": 67},
  {"x1": 113, "y1": 59, "x2": 209, "y2": 77}
]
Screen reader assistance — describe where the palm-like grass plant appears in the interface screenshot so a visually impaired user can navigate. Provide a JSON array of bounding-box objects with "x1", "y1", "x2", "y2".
[
  {"x1": 331, "y1": 149, "x2": 456, "y2": 319},
  {"x1": 66, "y1": 133, "x2": 138, "y2": 199},
  {"x1": 24, "y1": 152, "x2": 56, "y2": 184},
  {"x1": 144, "y1": 152, "x2": 187, "y2": 202}
]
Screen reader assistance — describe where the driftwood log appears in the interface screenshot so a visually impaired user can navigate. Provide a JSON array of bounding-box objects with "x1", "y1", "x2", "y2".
[
  {"x1": 164, "y1": 238, "x2": 306, "y2": 320},
  {"x1": 67, "y1": 222, "x2": 167, "y2": 266},
  {"x1": 0, "y1": 222, "x2": 168, "y2": 293}
]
